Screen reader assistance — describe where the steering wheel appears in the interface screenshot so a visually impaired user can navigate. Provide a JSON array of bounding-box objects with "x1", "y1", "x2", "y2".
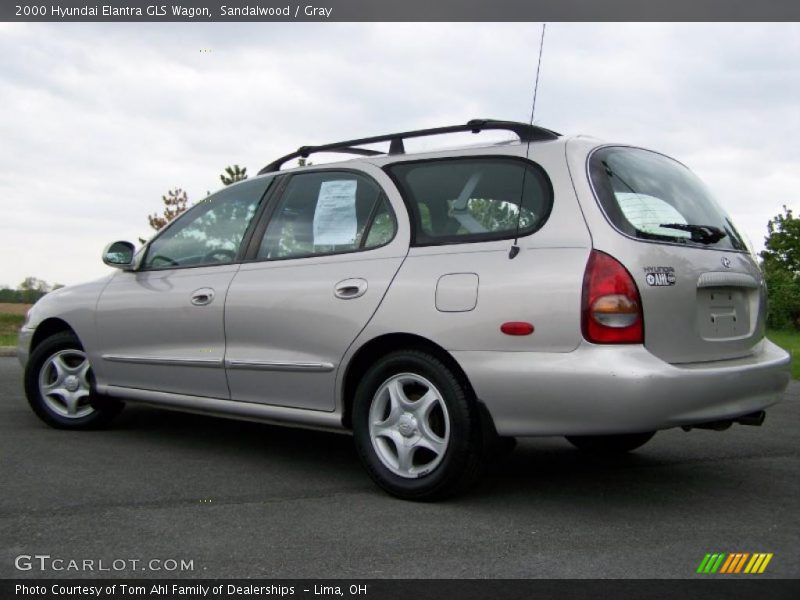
[
  {"x1": 202, "y1": 248, "x2": 237, "y2": 264},
  {"x1": 149, "y1": 255, "x2": 180, "y2": 268}
]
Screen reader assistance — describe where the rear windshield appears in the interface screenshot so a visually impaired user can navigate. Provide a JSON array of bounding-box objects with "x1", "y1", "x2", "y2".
[
  {"x1": 589, "y1": 147, "x2": 747, "y2": 252},
  {"x1": 388, "y1": 157, "x2": 553, "y2": 245}
]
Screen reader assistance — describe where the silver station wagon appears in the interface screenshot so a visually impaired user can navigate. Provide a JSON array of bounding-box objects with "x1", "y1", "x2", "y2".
[{"x1": 19, "y1": 119, "x2": 791, "y2": 499}]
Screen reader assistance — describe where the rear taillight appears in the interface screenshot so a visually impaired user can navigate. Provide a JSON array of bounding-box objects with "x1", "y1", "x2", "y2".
[{"x1": 581, "y1": 250, "x2": 643, "y2": 344}]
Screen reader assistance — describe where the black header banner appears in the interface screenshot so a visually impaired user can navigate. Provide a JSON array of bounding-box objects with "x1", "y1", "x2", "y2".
[{"x1": 3, "y1": 0, "x2": 800, "y2": 22}]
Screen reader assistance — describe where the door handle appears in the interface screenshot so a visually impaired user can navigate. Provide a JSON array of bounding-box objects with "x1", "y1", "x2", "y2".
[
  {"x1": 334, "y1": 278, "x2": 368, "y2": 300},
  {"x1": 191, "y1": 288, "x2": 216, "y2": 306}
]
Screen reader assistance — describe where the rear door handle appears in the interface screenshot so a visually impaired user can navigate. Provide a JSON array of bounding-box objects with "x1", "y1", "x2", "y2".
[
  {"x1": 334, "y1": 278, "x2": 368, "y2": 300},
  {"x1": 191, "y1": 288, "x2": 216, "y2": 306}
]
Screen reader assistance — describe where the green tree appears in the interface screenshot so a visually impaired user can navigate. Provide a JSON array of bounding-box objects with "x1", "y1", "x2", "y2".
[
  {"x1": 144, "y1": 165, "x2": 250, "y2": 239},
  {"x1": 763, "y1": 205, "x2": 800, "y2": 273},
  {"x1": 220, "y1": 164, "x2": 248, "y2": 186},
  {"x1": 17, "y1": 277, "x2": 56, "y2": 303},
  {"x1": 762, "y1": 205, "x2": 800, "y2": 330},
  {"x1": 148, "y1": 188, "x2": 189, "y2": 232},
  {"x1": 0, "y1": 288, "x2": 18, "y2": 302},
  {"x1": 467, "y1": 198, "x2": 534, "y2": 232},
  {"x1": 19, "y1": 277, "x2": 50, "y2": 292}
]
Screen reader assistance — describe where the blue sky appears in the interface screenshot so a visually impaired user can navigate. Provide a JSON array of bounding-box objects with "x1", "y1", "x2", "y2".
[{"x1": 0, "y1": 22, "x2": 798, "y2": 286}]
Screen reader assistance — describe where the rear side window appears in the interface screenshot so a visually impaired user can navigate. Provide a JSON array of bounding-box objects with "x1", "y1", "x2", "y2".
[
  {"x1": 387, "y1": 157, "x2": 553, "y2": 245},
  {"x1": 257, "y1": 171, "x2": 396, "y2": 260},
  {"x1": 589, "y1": 147, "x2": 747, "y2": 251}
]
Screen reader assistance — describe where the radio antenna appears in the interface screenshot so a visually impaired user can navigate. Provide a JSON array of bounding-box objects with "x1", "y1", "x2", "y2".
[{"x1": 509, "y1": 22, "x2": 546, "y2": 260}]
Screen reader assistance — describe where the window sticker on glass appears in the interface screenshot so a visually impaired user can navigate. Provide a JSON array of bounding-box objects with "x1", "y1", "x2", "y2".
[
  {"x1": 615, "y1": 192, "x2": 690, "y2": 239},
  {"x1": 313, "y1": 180, "x2": 358, "y2": 246}
]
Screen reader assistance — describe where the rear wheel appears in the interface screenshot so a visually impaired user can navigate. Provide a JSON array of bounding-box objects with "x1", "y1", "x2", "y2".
[
  {"x1": 24, "y1": 331, "x2": 123, "y2": 429},
  {"x1": 566, "y1": 431, "x2": 655, "y2": 454},
  {"x1": 352, "y1": 350, "x2": 485, "y2": 500}
]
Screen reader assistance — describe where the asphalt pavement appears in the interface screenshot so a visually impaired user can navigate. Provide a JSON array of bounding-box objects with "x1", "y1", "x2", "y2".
[{"x1": 1, "y1": 357, "x2": 797, "y2": 579}]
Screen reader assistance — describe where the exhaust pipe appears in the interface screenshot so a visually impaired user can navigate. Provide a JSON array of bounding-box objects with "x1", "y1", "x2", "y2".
[
  {"x1": 683, "y1": 420, "x2": 732, "y2": 431},
  {"x1": 734, "y1": 410, "x2": 766, "y2": 427},
  {"x1": 682, "y1": 411, "x2": 765, "y2": 432}
]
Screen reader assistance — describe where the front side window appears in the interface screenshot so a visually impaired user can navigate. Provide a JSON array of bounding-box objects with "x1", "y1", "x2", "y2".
[
  {"x1": 387, "y1": 157, "x2": 553, "y2": 245},
  {"x1": 144, "y1": 178, "x2": 270, "y2": 269},
  {"x1": 257, "y1": 171, "x2": 396, "y2": 260},
  {"x1": 589, "y1": 147, "x2": 747, "y2": 251}
]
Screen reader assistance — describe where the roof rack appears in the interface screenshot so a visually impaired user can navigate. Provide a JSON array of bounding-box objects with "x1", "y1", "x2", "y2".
[{"x1": 257, "y1": 118, "x2": 560, "y2": 174}]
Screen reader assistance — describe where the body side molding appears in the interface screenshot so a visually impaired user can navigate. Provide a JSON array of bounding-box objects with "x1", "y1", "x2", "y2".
[
  {"x1": 224, "y1": 359, "x2": 335, "y2": 372},
  {"x1": 98, "y1": 385, "x2": 347, "y2": 433},
  {"x1": 102, "y1": 355, "x2": 222, "y2": 368}
]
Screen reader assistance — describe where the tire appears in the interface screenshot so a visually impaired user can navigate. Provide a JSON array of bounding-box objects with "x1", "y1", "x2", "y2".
[
  {"x1": 352, "y1": 349, "x2": 486, "y2": 501},
  {"x1": 24, "y1": 331, "x2": 124, "y2": 429},
  {"x1": 565, "y1": 431, "x2": 656, "y2": 454}
]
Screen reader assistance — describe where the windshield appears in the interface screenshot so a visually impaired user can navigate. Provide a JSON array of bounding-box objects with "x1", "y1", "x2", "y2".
[{"x1": 588, "y1": 147, "x2": 747, "y2": 252}]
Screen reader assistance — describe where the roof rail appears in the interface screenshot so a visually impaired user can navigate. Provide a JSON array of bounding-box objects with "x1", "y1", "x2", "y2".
[{"x1": 257, "y1": 118, "x2": 560, "y2": 174}]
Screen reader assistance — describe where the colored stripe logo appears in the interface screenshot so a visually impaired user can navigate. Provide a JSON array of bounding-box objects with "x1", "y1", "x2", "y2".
[{"x1": 697, "y1": 553, "x2": 773, "y2": 574}]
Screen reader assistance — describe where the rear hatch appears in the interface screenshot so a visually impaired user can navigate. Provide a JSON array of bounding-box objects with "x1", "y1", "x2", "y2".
[{"x1": 586, "y1": 145, "x2": 765, "y2": 364}]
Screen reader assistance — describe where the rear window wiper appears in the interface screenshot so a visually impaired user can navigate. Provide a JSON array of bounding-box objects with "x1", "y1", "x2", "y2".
[{"x1": 659, "y1": 223, "x2": 727, "y2": 245}]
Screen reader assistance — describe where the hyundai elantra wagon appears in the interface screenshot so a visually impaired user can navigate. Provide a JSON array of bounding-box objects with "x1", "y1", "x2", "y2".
[{"x1": 18, "y1": 119, "x2": 791, "y2": 499}]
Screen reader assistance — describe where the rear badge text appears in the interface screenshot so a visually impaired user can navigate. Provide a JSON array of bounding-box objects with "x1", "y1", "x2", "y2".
[{"x1": 644, "y1": 266, "x2": 676, "y2": 286}]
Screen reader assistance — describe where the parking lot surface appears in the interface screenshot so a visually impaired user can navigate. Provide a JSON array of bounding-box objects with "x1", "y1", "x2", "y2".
[{"x1": 1, "y1": 357, "x2": 797, "y2": 578}]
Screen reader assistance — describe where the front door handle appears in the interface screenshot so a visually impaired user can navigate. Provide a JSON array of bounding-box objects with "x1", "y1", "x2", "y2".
[
  {"x1": 191, "y1": 288, "x2": 216, "y2": 306},
  {"x1": 334, "y1": 278, "x2": 368, "y2": 300}
]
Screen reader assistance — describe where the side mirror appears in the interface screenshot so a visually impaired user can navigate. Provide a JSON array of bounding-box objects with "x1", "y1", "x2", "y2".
[{"x1": 102, "y1": 241, "x2": 136, "y2": 269}]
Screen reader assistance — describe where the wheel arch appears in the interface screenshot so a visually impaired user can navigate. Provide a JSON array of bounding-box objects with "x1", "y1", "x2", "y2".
[
  {"x1": 341, "y1": 332, "x2": 491, "y2": 432},
  {"x1": 30, "y1": 318, "x2": 78, "y2": 352}
]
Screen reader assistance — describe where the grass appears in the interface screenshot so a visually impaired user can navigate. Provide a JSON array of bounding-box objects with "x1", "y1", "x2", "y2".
[
  {"x1": 0, "y1": 304, "x2": 29, "y2": 347},
  {"x1": 767, "y1": 329, "x2": 800, "y2": 380}
]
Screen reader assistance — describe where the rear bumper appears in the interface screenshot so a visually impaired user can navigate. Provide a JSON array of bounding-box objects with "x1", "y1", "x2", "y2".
[{"x1": 452, "y1": 340, "x2": 791, "y2": 436}]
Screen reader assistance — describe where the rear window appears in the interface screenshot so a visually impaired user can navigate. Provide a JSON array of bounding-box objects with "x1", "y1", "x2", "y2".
[
  {"x1": 589, "y1": 147, "x2": 747, "y2": 252},
  {"x1": 387, "y1": 157, "x2": 553, "y2": 245}
]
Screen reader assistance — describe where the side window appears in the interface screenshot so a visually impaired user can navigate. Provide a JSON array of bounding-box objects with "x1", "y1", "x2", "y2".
[
  {"x1": 388, "y1": 157, "x2": 553, "y2": 245},
  {"x1": 363, "y1": 199, "x2": 395, "y2": 248},
  {"x1": 257, "y1": 171, "x2": 396, "y2": 260},
  {"x1": 144, "y1": 178, "x2": 270, "y2": 269}
]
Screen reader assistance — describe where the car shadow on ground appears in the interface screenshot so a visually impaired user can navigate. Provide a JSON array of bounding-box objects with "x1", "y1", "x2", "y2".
[
  {"x1": 106, "y1": 404, "x2": 754, "y2": 508},
  {"x1": 111, "y1": 404, "x2": 359, "y2": 471}
]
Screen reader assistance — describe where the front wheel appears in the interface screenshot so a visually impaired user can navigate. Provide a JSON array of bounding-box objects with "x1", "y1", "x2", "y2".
[
  {"x1": 566, "y1": 431, "x2": 656, "y2": 454},
  {"x1": 352, "y1": 350, "x2": 485, "y2": 500},
  {"x1": 24, "y1": 331, "x2": 124, "y2": 429}
]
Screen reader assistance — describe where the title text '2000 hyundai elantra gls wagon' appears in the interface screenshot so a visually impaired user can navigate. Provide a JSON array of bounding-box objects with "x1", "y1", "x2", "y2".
[{"x1": 18, "y1": 119, "x2": 791, "y2": 499}]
